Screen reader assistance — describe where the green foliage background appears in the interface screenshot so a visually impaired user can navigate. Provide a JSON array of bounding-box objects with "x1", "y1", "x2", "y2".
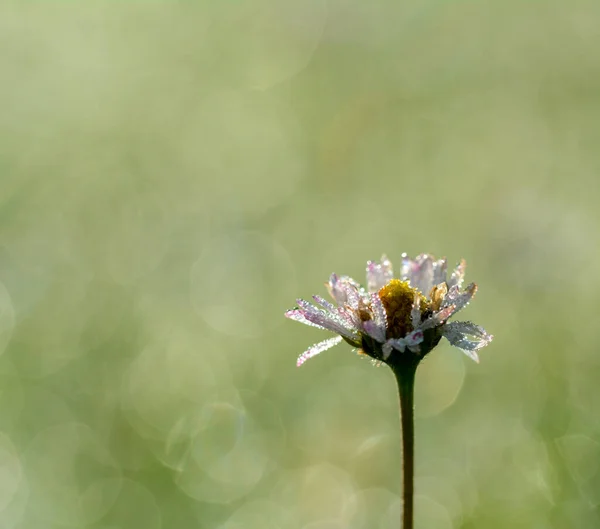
[{"x1": 0, "y1": 2, "x2": 599, "y2": 528}]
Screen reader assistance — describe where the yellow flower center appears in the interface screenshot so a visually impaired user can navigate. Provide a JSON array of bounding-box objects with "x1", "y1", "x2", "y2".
[{"x1": 378, "y1": 279, "x2": 430, "y2": 339}]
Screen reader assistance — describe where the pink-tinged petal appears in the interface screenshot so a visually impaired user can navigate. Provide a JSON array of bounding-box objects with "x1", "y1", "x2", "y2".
[
  {"x1": 405, "y1": 329, "x2": 424, "y2": 353},
  {"x1": 432, "y1": 257, "x2": 448, "y2": 286},
  {"x1": 429, "y1": 282, "x2": 448, "y2": 311},
  {"x1": 363, "y1": 319, "x2": 386, "y2": 343},
  {"x1": 442, "y1": 283, "x2": 477, "y2": 317},
  {"x1": 433, "y1": 304, "x2": 456, "y2": 324},
  {"x1": 296, "y1": 336, "x2": 343, "y2": 366},
  {"x1": 388, "y1": 337, "x2": 407, "y2": 353},
  {"x1": 366, "y1": 255, "x2": 394, "y2": 292},
  {"x1": 412, "y1": 254, "x2": 434, "y2": 295},
  {"x1": 343, "y1": 284, "x2": 361, "y2": 311},
  {"x1": 452, "y1": 283, "x2": 478, "y2": 314},
  {"x1": 380, "y1": 254, "x2": 394, "y2": 277},
  {"x1": 316, "y1": 293, "x2": 361, "y2": 328},
  {"x1": 405, "y1": 329, "x2": 424, "y2": 346},
  {"x1": 302, "y1": 313, "x2": 358, "y2": 340},
  {"x1": 296, "y1": 298, "x2": 335, "y2": 317},
  {"x1": 312, "y1": 295, "x2": 337, "y2": 313},
  {"x1": 411, "y1": 293, "x2": 422, "y2": 328},
  {"x1": 296, "y1": 299, "x2": 360, "y2": 340},
  {"x1": 285, "y1": 309, "x2": 328, "y2": 330},
  {"x1": 448, "y1": 259, "x2": 466, "y2": 289},
  {"x1": 442, "y1": 321, "x2": 493, "y2": 363},
  {"x1": 419, "y1": 305, "x2": 456, "y2": 330},
  {"x1": 366, "y1": 261, "x2": 380, "y2": 292},
  {"x1": 327, "y1": 274, "x2": 363, "y2": 309},
  {"x1": 337, "y1": 306, "x2": 362, "y2": 328},
  {"x1": 382, "y1": 341, "x2": 393, "y2": 360},
  {"x1": 400, "y1": 253, "x2": 412, "y2": 282},
  {"x1": 370, "y1": 292, "x2": 387, "y2": 330},
  {"x1": 326, "y1": 273, "x2": 347, "y2": 305},
  {"x1": 326, "y1": 274, "x2": 361, "y2": 305},
  {"x1": 443, "y1": 285, "x2": 460, "y2": 306}
]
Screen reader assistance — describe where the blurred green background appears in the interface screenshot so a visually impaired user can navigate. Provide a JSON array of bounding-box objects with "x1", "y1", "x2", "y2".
[{"x1": 0, "y1": 1, "x2": 599, "y2": 528}]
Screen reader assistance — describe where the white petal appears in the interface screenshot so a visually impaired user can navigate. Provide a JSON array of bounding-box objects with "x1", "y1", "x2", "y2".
[
  {"x1": 296, "y1": 299, "x2": 360, "y2": 340},
  {"x1": 343, "y1": 284, "x2": 361, "y2": 311},
  {"x1": 337, "y1": 306, "x2": 362, "y2": 328},
  {"x1": 432, "y1": 257, "x2": 448, "y2": 286},
  {"x1": 400, "y1": 253, "x2": 412, "y2": 282},
  {"x1": 296, "y1": 336, "x2": 343, "y2": 366},
  {"x1": 285, "y1": 309, "x2": 328, "y2": 330},
  {"x1": 388, "y1": 337, "x2": 407, "y2": 353},
  {"x1": 314, "y1": 294, "x2": 362, "y2": 329},
  {"x1": 452, "y1": 283, "x2": 477, "y2": 314},
  {"x1": 443, "y1": 320, "x2": 493, "y2": 363},
  {"x1": 442, "y1": 283, "x2": 477, "y2": 317},
  {"x1": 448, "y1": 259, "x2": 466, "y2": 289},
  {"x1": 327, "y1": 274, "x2": 362, "y2": 305},
  {"x1": 366, "y1": 255, "x2": 394, "y2": 292},
  {"x1": 419, "y1": 304, "x2": 456, "y2": 330},
  {"x1": 326, "y1": 273, "x2": 347, "y2": 305},
  {"x1": 370, "y1": 292, "x2": 387, "y2": 330},
  {"x1": 312, "y1": 295, "x2": 337, "y2": 313},
  {"x1": 405, "y1": 329, "x2": 424, "y2": 346},
  {"x1": 363, "y1": 319, "x2": 386, "y2": 343},
  {"x1": 382, "y1": 341, "x2": 393, "y2": 359},
  {"x1": 380, "y1": 254, "x2": 394, "y2": 277},
  {"x1": 412, "y1": 254, "x2": 434, "y2": 295},
  {"x1": 442, "y1": 285, "x2": 460, "y2": 308},
  {"x1": 411, "y1": 293, "x2": 422, "y2": 328}
]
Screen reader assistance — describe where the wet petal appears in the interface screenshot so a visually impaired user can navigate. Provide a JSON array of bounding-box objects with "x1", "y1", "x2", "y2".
[
  {"x1": 312, "y1": 295, "x2": 337, "y2": 313},
  {"x1": 285, "y1": 309, "x2": 328, "y2": 330},
  {"x1": 412, "y1": 254, "x2": 435, "y2": 295},
  {"x1": 442, "y1": 284, "x2": 460, "y2": 307},
  {"x1": 411, "y1": 293, "x2": 422, "y2": 328},
  {"x1": 363, "y1": 319, "x2": 386, "y2": 343},
  {"x1": 326, "y1": 273, "x2": 347, "y2": 305},
  {"x1": 366, "y1": 254, "x2": 394, "y2": 292},
  {"x1": 429, "y1": 282, "x2": 448, "y2": 312},
  {"x1": 338, "y1": 306, "x2": 362, "y2": 328},
  {"x1": 400, "y1": 253, "x2": 412, "y2": 281},
  {"x1": 381, "y1": 254, "x2": 394, "y2": 277},
  {"x1": 296, "y1": 336, "x2": 343, "y2": 366},
  {"x1": 443, "y1": 283, "x2": 477, "y2": 317},
  {"x1": 295, "y1": 299, "x2": 360, "y2": 340},
  {"x1": 405, "y1": 329, "x2": 424, "y2": 349},
  {"x1": 314, "y1": 294, "x2": 362, "y2": 328},
  {"x1": 382, "y1": 341, "x2": 393, "y2": 360},
  {"x1": 448, "y1": 259, "x2": 466, "y2": 289},
  {"x1": 370, "y1": 292, "x2": 387, "y2": 331},
  {"x1": 343, "y1": 284, "x2": 362, "y2": 311},
  {"x1": 388, "y1": 337, "x2": 407, "y2": 353},
  {"x1": 443, "y1": 320, "x2": 493, "y2": 362},
  {"x1": 419, "y1": 304, "x2": 456, "y2": 330},
  {"x1": 432, "y1": 257, "x2": 448, "y2": 286}
]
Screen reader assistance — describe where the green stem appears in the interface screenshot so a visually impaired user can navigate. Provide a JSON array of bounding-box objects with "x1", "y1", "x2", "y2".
[{"x1": 392, "y1": 362, "x2": 417, "y2": 529}]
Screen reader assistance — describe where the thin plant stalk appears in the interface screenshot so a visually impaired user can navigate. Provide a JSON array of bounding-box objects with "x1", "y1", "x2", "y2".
[
  {"x1": 392, "y1": 362, "x2": 417, "y2": 529},
  {"x1": 285, "y1": 253, "x2": 494, "y2": 528}
]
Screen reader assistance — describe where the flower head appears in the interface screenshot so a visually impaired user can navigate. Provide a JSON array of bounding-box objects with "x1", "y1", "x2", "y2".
[{"x1": 285, "y1": 253, "x2": 492, "y2": 367}]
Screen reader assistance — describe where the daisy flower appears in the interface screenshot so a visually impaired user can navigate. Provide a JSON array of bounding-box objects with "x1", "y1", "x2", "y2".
[{"x1": 285, "y1": 253, "x2": 493, "y2": 367}]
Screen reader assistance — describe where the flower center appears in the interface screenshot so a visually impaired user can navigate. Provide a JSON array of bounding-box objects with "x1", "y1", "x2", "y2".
[{"x1": 378, "y1": 279, "x2": 429, "y2": 339}]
